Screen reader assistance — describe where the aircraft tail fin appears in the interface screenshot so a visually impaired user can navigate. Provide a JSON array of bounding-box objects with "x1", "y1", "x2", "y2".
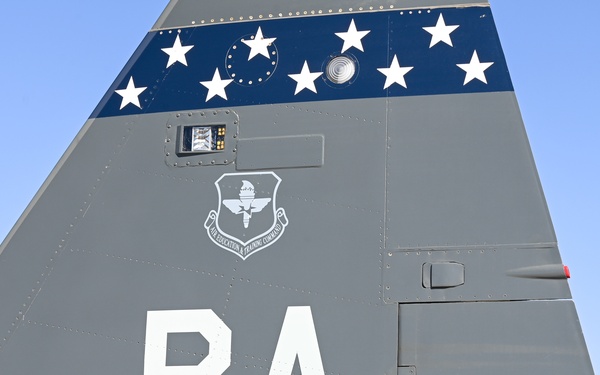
[{"x1": 0, "y1": 1, "x2": 594, "y2": 374}]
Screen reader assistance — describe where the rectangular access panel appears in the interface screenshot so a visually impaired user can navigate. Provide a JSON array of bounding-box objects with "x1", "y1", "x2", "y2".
[{"x1": 398, "y1": 300, "x2": 593, "y2": 375}]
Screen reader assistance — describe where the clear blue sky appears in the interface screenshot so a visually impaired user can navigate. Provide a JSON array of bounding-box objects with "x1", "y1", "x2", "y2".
[{"x1": 1, "y1": 0, "x2": 598, "y2": 371}]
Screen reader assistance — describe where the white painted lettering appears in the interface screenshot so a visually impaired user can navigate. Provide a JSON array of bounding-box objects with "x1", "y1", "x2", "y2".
[
  {"x1": 144, "y1": 309, "x2": 231, "y2": 375},
  {"x1": 269, "y1": 306, "x2": 325, "y2": 375},
  {"x1": 143, "y1": 306, "x2": 323, "y2": 375}
]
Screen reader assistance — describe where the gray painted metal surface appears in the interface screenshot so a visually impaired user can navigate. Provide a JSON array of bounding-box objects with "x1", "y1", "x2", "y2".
[
  {"x1": 384, "y1": 245, "x2": 569, "y2": 303},
  {"x1": 153, "y1": 0, "x2": 489, "y2": 30},
  {"x1": 236, "y1": 135, "x2": 325, "y2": 170},
  {"x1": 385, "y1": 93, "x2": 555, "y2": 248},
  {"x1": 399, "y1": 301, "x2": 593, "y2": 374},
  {"x1": 0, "y1": 0, "x2": 594, "y2": 374}
]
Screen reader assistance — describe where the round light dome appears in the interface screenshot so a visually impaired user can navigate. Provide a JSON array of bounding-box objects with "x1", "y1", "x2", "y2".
[{"x1": 326, "y1": 55, "x2": 356, "y2": 84}]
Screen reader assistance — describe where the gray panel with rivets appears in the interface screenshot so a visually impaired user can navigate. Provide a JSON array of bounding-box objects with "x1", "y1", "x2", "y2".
[
  {"x1": 399, "y1": 301, "x2": 594, "y2": 375},
  {"x1": 165, "y1": 110, "x2": 239, "y2": 167},
  {"x1": 153, "y1": 0, "x2": 488, "y2": 30},
  {"x1": 0, "y1": 98, "x2": 399, "y2": 374},
  {"x1": 384, "y1": 93, "x2": 556, "y2": 248},
  {"x1": 383, "y1": 245, "x2": 570, "y2": 304}
]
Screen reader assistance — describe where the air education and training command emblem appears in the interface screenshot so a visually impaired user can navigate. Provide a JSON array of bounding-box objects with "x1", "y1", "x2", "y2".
[{"x1": 204, "y1": 172, "x2": 289, "y2": 260}]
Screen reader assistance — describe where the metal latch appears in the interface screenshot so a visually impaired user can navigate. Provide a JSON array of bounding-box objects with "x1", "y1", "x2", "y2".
[{"x1": 422, "y1": 262, "x2": 465, "y2": 289}]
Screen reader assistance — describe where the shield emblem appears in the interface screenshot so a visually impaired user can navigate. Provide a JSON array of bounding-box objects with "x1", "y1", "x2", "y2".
[{"x1": 204, "y1": 172, "x2": 288, "y2": 259}]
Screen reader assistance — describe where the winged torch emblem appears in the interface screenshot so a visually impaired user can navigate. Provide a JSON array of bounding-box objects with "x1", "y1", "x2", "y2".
[
  {"x1": 204, "y1": 172, "x2": 289, "y2": 260},
  {"x1": 222, "y1": 180, "x2": 271, "y2": 228}
]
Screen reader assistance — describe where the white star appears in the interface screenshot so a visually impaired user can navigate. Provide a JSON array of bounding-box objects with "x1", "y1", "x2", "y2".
[
  {"x1": 288, "y1": 61, "x2": 323, "y2": 95},
  {"x1": 423, "y1": 14, "x2": 460, "y2": 48},
  {"x1": 200, "y1": 68, "x2": 234, "y2": 101},
  {"x1": 241, "y1": 27, "x2": 277, "y2": 61},
  {"x1": 377, "y1": 55, "x2": 414, "y2": 89},
  {"x1": 161, "y1": 34, "x2": 194, "y2": 68},
  {"x1": 115, "y1": 77, "x2": 147, "y2": 110},
  {"x1": 335, "y1": 19, "x2": 371, "y2": 53},
  {"x1": 457, "y1": 50, "x2": 494, "y2": 85}
]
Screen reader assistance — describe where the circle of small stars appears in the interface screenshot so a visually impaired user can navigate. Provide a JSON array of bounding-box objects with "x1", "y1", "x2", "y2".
[{"x1": 225, "y1": 30, "x2": 279, "y2": 87}]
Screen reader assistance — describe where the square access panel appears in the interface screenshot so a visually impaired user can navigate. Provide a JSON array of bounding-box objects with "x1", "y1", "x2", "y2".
[{"x1": 165, "y1": 109, "x2": 239, "y2": 167}]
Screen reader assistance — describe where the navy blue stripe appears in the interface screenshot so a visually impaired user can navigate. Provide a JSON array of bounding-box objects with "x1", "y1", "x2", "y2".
[{"x1": 94, "y1": 7, "x2": 512, "y2": 118}]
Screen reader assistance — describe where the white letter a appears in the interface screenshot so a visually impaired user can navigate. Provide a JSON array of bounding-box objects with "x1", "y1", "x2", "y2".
[{"x1": 269, "y1": 306, "x2": 325, "y2": 375}]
